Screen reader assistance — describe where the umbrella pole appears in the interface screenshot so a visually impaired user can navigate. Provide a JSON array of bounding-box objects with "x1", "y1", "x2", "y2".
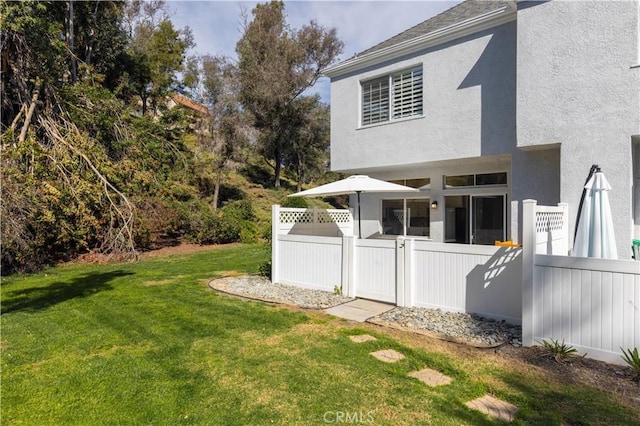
[
  {"x1": 357, "y1": 191, "x2": 362, "y2": 239},
  {"x1": 574, "y1": 164, "x2": 600, "y2": 244}
]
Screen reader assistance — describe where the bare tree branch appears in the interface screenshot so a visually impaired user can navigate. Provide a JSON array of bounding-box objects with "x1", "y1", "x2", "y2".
[{"x1": 18, "y1": 79, "x2": 42, "y2": 144}]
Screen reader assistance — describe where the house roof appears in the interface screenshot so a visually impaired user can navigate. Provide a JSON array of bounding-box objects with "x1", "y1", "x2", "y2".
[
  {"x1": 171, "y1": 93, "x2": 209, "y2": 115},
  {"x1": 358, "y1": 0, "x2": 516, "y2": 57},
  {"x1": 324, "y1": 0, "x2": 516, "y2": 77}
]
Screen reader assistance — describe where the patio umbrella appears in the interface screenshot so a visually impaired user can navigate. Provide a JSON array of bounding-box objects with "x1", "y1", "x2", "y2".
[
  {"x1": 572, "y1": 166, "x2": 618, "y2": 259},
  {"x1": 288, "y1": 175, "x2": 418, "y2": 238}
]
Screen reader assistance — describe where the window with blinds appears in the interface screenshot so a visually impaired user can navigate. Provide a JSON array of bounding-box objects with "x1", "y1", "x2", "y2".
[
  {"x1": 361, "y1": 76, "x2": 389, "y2": 125},
  {"x1": 392, "y1": 67, "x2": 423, "y2": 119},
  {"x1": 361, "y1": 66, "x2": 423, "y2": 126}
]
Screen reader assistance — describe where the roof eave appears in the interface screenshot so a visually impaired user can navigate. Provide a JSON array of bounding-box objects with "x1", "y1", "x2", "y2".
[{"x1": 324, "y1": 5, "x2": 516, "y2": 79}]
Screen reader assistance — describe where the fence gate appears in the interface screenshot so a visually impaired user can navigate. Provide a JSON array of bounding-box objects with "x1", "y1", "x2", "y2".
[{"x1": 352, "y1": 239, "x2": 399, "y2": 304}]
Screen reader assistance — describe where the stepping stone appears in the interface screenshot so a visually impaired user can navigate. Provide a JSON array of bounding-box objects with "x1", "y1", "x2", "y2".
[
  {"x1": 465, "y1": 394, "x2": 518, "y2": 423},
  {"x1": 370, "y1": 349, "x2": 405, "y2": 363},
  {"x1": 349, "y1": 334, "x2": 377, "y2": 343},
  {"x1": 407, "y1": 368, "x2": 452, "y2": 386}
]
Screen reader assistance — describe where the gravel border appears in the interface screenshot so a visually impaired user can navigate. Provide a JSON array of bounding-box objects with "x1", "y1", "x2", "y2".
[
  {"x1": 209, "y1": 275, "x2": 353, "y2": 309},
  {"x1": 208, "y1": 275, "x2": 522, "y2": 347}
]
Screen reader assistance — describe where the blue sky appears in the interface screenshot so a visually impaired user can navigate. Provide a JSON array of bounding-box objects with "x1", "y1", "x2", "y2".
[{"x1": 169, "y1": 1, "x2": 460, "y2": 103}]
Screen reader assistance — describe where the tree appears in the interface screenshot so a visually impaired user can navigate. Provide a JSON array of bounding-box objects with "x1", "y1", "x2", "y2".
[
  {"x1": 185, "y1": 55, "x2": 249, "y2": 209},
  {"x1": 123, "y1": 1, "x2": 193, "y2": 115},
  {"x1": 69, "y1": 1, "x2": 128, "y2": 88},
  {"x1": 236, "y1": 0, "x2": 342, "y2": 187},
  {"x1": 1, "y1": 1, "x2": 147, "y2": 271},
  {"x1": 1, "y1": 0, "x2": 130, "y2": 136},
  {"x1": 287, "y1": 96, "x2": 330, "y2": 192}
]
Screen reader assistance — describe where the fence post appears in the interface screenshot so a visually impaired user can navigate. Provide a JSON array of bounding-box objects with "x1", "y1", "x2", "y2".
[
  {"x1": 559, "y1": 202, "x2": 569, "y2": 255},
  {"x1": 522, "y1": 199, "x2": 537, "y2": 346},
  {"x1": 312, "y1": 206, "x2": 318, "y2": 235},
  {"x1": 511, "y1": 200, "x2": 520, "y2": 245},
  {"x1": 398, "y1": 237, "x2": 414, "y2": 307},
  {"x1": 342, "y1": 235, "x2": 356, "y2": 297},
  {"x1": 271, "y1": 205, "x2": 280, "y2": 283}
]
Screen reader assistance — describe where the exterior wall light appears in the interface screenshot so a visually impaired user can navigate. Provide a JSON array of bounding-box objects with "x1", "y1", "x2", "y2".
[{"x1": 431, "y1": 200, "x2": 438, "y2": 209}]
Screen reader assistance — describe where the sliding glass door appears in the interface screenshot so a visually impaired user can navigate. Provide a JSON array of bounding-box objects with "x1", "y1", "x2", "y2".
[
  {"x1": 472, "y1": 195, "x2": 505, "y2": 245},
  {"x1": 445, "y1": 194, "x2": 506, "y2": 245}
]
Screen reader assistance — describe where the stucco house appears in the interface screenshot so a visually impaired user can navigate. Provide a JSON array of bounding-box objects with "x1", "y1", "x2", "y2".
[{"x1": 324, "y1": 0, "x2": 640, "y2": 258}]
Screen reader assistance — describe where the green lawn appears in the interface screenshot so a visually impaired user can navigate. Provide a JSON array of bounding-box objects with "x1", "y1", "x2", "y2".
[{"x1": 2, "y1": 244, "x2": 638, "y2": 425}]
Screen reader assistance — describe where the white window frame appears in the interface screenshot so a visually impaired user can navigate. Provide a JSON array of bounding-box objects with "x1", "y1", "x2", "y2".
[
  {"x1": 360, "y1": 65, "x2": 423, "y2": 127},
  {"x1": 380, "y1": 196, "x2": 431, "y2": 237}
]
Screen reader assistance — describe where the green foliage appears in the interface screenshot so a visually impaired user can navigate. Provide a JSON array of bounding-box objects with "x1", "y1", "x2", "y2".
[
  {"x1": 180, "y1": 200, "x2": 241, "y2": 245},
  {"x1": 221, "y1": 200, "x2": 258, "y2": 243},
  {"x1": 282, "y1": 197, "x2": 308, "y2": 208},
  {"x1": 538, "y1": 339, "x2": 579, "y2": 364},
  {"x1": 236, "y1": 0, "x2": 343, "y2": 187},
  {"x1": 620, "y1": 347, "x2": 640, "y2": 379},
  {"x1": 123, "y1": 7, "x2": 194, "y2": 114},
  {"x1": 0, "y1": 0, "x2": 338, "y2": 274},
  {"x1": 258, "y1": 258, "x2": 272, "y2": 280},
  {"x1": 132, "y1": 197, "x2": 183, "y2": 248},
  {"x1": 258, "y1": 239, "x2": 272, "y2": 279},
  {"x1": 221, "y1": 199, "x2": 255, "y2": 221}
]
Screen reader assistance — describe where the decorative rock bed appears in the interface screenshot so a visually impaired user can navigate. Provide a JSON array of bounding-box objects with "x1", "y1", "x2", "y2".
[
  {"x1": 209, "y1": 275, "x2": 522, "y2": 347},
  {"x1": 209, "y1": 275, "x2": 353, "y2": 309}
]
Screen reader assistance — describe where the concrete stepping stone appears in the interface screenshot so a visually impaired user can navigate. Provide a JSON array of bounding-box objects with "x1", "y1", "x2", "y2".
[
  {"x1": 325, "y1": 300, "x2": 394, "y2": 322},
  {"x1": 349, "y1": 334, "x2": 377, "y2": 343},
  {"x1": 407, "y1": 368, "x2": 452, "y2": 386},
  {"x1": 465, "y1": 394, "x2": 518, "y2": 423},
  {"x1": 370, "y1": 349, "x2": 405, "y2": 363}
]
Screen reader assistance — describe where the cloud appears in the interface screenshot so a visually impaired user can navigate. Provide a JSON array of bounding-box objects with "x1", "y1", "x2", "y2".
[{"x1": 169, "y1": 0, "x2": 460, "y2": 102}]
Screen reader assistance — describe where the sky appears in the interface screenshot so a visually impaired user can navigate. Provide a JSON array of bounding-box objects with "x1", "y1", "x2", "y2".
[{"x1": 168, "y1": 0, "x2": 461, "y2": 103}]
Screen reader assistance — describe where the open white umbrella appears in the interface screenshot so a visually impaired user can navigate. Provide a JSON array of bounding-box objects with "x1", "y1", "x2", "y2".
[
  {"x1": 289, "y1": 175, "x2": 418, "y2": 238},
  {"x1": 573, "y1": 166, "x2": 618, "y2": 259}
]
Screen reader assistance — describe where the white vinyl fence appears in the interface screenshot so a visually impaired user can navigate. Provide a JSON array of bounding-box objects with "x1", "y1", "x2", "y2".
[
  {"x1": 412, "y1": 242, "x2": 522, "y2": 323},
  {"x1": 272, "y1": 206, "x2": 523, "y2": 322},
  {"x1": 354, "y1": 239, "x2": 397, "y2": 303},
  {"x1": 275, "y1": 206, "x2": 353, "y2": 237},
  {"x1": 522, "y1": 200, "x2": 640, "y2": 365},
  {"x1": 272, "y1": 202, "x2": 640, "y2": 365},
  {"x1": 275, "y1": 234, "x2": 343, "y2": 292}
]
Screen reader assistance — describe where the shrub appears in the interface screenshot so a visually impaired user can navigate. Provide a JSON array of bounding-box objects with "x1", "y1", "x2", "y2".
[
  {"x1": 181, "y1": 201, "x2": 241, "y2": 245},
  {"x1": 258, "y1": 259, "x2": 272, "y2": 279},
  {"x1": 221, "y1": 200, "x2": 257, "y2": 243},
  {"x1": 537, "y1": 338, "x2": 578, "y2": 364},
  {"x1": 260, "y1": 221, "x2": 272, "y2": 241},
  {"x1": 282, "y1": 196, "x2": 308, "y2": 208},
  {"x1": 258, "y1": 243, "x2": 272, "y2": 280},
  {"x1": 134, "y1": 197, "x2": 182, "y2": 249},
  {"x1": 206, "y1": 214, "x2": 241, "y2": 244},
  {"x1": 621, "y1": 347, "x2": 640, "y2": 380},
  {"x1": 221, "y1": 199, "x2": 255, "y2": 221}
]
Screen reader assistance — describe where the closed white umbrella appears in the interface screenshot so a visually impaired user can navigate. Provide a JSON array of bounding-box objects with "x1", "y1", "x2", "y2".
[
  {"x1": 573, "y1": 167, "x2": 618, "y2": 259},
  {"x1": 289, "y1": 175, "x2": 418, "y2": 238}
]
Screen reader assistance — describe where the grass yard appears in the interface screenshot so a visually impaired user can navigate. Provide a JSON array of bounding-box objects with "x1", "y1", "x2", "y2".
[{"x1": 2, "y1": 244, "x2": 639, "y2": 425}]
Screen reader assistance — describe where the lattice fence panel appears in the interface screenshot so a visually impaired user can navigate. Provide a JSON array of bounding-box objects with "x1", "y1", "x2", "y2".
[
  {"x1": 536, "y1": 211, "x2": 565, "y2": 233},
  {"x1": 318, "y1": 210, "x2": 352, "y2": 224},
  {"x1": 280, "y1": 209, "x2": 313, "y2": 224}
]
